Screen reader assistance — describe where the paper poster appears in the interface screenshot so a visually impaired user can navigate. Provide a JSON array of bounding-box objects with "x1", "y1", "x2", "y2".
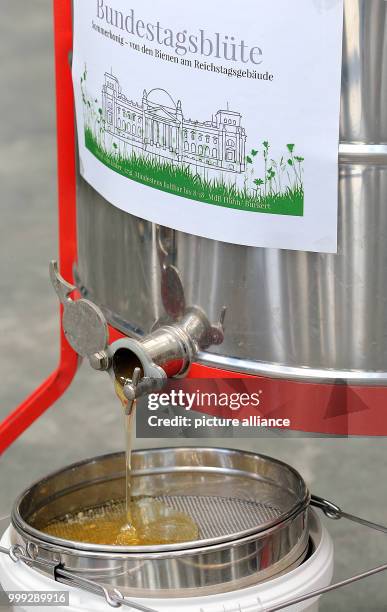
[{"x1": 72, "y1": 0, "x2": 343, "y2": 252}]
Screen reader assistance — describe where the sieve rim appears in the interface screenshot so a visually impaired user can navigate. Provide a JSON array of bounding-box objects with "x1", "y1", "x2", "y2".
[{"x1": 12, "y1": 447, "x2": 310, "y2": 554}]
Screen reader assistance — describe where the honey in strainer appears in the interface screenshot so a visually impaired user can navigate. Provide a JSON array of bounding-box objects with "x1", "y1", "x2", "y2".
[{"x1": 43, "y1": 498, "x2": 199, "y2": 546}]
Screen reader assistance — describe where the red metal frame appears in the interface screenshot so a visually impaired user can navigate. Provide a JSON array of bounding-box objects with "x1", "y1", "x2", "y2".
[
  {"x1": 1, "y1": 0, "x2": 387, "y2": 453},
  {"x1": 0, "y1": 0, "x2": 79, "y2": 455}
]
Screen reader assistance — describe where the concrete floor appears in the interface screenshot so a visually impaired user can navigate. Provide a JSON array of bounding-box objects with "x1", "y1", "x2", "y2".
[{"x1": 1, "y1": 2, "x2": 387, "y2": 610}]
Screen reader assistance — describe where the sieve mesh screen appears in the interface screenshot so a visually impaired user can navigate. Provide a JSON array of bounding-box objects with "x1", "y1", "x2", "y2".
[
  {"x1": 158, "y1": 495, "x2": 283, "y2": 539},
  {"x1": 42, "y1": 495, "x2": 283, "y2": 545}
]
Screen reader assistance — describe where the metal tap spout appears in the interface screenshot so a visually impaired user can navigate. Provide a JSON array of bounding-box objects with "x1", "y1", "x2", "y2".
[{"x1": 50, "y1": 261, "x2": 226, "y2": 406}]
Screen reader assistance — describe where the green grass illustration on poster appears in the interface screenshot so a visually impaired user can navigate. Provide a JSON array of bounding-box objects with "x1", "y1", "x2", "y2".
[{"x1": 81, "y1": 68, "x2": 304, "y2": 216}]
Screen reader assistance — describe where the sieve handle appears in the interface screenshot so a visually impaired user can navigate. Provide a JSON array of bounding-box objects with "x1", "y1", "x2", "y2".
[
  {"x1": 55, "y1": 567, "x2": 158, "y2": 611},
  {"x1": 262, "y1": 495, "x2": 387, "y2": 612},
  {"x1": 310, "y1": 494, "x2": 387, "y2": 534},
  {"x1": 0, "y1": 543, "x2": 158, "y2": 612},
  {"x1": 262, "y1": 563, "x2": 387, "y2": 612}
]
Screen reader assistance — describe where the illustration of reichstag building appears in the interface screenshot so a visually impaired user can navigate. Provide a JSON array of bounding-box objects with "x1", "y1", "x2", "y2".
[{"x1": 102, "y1": 72, "x2": 247, "y2": 174}]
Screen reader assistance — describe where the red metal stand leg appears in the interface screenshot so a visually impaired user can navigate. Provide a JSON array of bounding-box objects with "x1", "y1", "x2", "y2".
[{"x1": 0, "y1": 0, "x2": 78, "y2": 455}]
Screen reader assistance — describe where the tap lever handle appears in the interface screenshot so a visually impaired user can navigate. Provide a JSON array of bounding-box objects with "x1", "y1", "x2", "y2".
[
  {"x1": 209, "y1": 306, "x2": 227, "y2": 346},
  {"x1": 49, "y1": 261, "x2": 76, "y2": 304}
]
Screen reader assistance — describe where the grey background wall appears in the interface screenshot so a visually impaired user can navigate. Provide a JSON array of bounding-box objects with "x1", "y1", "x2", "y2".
[{"x1": 1, "y1": 2, "x2": 387, "y2": 610}]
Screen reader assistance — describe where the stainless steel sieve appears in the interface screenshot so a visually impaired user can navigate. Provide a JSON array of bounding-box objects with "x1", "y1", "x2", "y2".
[
  {"x1": 3, "y1": 447, "x2": 387, "y2": 612},
  {"x1": 10, "y1": 448, "x2": 310, "y2": 598}
]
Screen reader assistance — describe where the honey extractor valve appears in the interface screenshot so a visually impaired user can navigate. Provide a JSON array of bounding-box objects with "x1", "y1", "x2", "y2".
[{"x1": 50, "y1": 261, "x2": 226, "y2": 412}]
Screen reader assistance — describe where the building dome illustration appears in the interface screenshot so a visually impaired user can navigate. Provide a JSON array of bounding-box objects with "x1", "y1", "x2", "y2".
[
  {"x1": 102, "y1": 72, "x2": 246, "y2": 174},
  {"x1": 147, "y1": 88, "x2": 177, "y2": 109}
]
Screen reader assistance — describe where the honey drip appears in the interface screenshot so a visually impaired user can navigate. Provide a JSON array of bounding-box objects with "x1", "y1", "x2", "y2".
[
  {"x1": 43, "y1": 378, "x2": 198, "y2": 546},
  {"x1": 114, "y1": 378, "x2": 136, "y2": 534}
]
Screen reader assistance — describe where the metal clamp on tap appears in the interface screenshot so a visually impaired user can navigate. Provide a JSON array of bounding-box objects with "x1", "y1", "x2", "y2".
[{"x1": 50, "y1": 261, "x2": 225, "y2": 411}]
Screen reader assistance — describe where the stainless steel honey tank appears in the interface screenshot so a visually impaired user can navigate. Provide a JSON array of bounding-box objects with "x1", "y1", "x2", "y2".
[{"x1": 75, "y1": 0, "x2": 387, "y2": 383}]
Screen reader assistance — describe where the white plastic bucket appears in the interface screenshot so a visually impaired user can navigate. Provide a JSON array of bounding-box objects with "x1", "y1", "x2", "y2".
[{"x1": 0, "y1": 511, "x2": 333, "y2": 612}]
